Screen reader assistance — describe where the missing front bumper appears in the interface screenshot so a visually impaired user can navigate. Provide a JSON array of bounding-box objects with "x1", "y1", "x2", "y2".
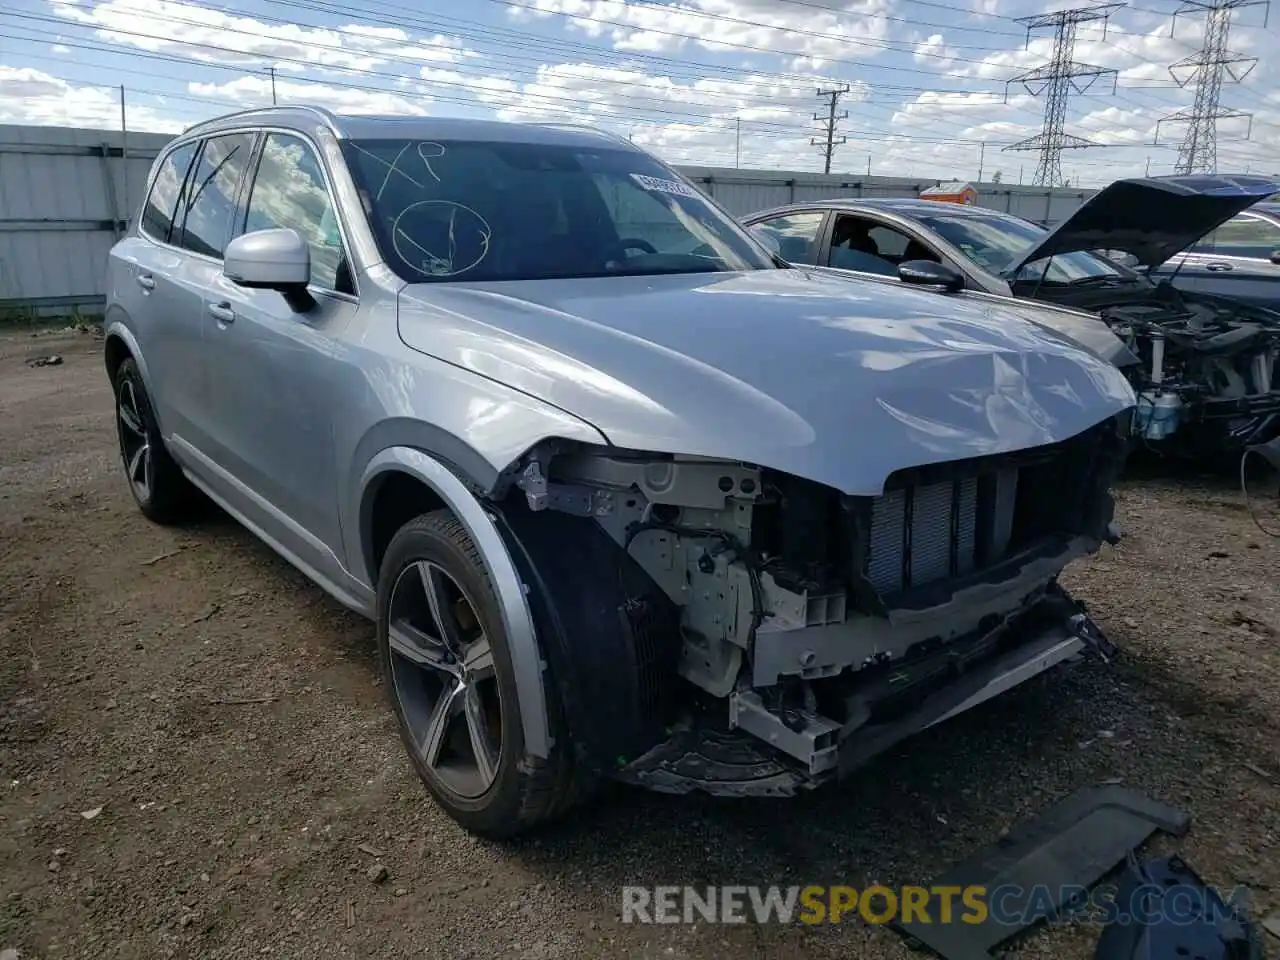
[{"x1": 616, "y1": 591, "x2": 1115, "y2": 797}]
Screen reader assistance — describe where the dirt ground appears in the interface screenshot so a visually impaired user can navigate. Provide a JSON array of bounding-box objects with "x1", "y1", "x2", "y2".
[{"x1": 1, "y1": 326, "x2": 1278, "y2": 960}]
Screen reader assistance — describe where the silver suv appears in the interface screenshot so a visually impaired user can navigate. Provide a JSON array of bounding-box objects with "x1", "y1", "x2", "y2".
[{"x1": 105, "y1": 106, "x2": 1136, "y2": 838}]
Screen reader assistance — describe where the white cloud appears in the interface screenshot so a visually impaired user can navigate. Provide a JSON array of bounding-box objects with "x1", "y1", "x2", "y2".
[
  {"x1": 51, "y1": 43, "x2": 71, "y2": 54},
  {"x1": 913, "y1": 33, "x2": 956, "y2": 67},
  {"x1": 50, "y1": 0, "x2": 481, "y2": 74},
  {"x1": 504, "y1": 0, "x2": 896, "y2": 68},
  {"x1": 188, "y1": 75, "x2": 434, "y2": 115},
  {"x1": 0, "y1": 64, "x2": 179, "y2": 131}
]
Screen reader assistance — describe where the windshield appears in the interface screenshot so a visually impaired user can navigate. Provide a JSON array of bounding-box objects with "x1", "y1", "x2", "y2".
[
  {"x1": 340, "y1": 138, "x2": 776, "y2": 283},
  {"x1": 914, "y1": 211, "x2": 1130, "y2": 283}
]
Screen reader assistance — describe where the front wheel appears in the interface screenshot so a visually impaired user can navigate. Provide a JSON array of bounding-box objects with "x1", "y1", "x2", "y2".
[{"x1": 376, "y1": 510, "x2": 585, "y2": 838}]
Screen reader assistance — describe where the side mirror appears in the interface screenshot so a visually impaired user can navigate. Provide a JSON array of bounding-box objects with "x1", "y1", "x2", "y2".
[
  {"x1": 1270, "y1": 250, "x2": 1280, "y2": 265},
  {"x1": 898, "y1": 259, "x2": 964, "y2": 293},
  {"x1": 224, "y1": 228, "x2": 314, "y2": 312},
  {"x1": 748, "y1": 224, "x2": 782, "y2": 257}
]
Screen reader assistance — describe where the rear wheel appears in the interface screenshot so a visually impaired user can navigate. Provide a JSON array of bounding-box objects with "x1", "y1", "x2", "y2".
[
  {"x1": 376, "y1": 510, "x2": 585, "y2": 838},
  {"x1": 113, "y1": 357, "x2": 199, "y2": 525}
]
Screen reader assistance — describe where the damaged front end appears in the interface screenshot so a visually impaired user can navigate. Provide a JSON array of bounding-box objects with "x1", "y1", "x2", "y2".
[
  {"x1": 490, "y1": 413, "x2": 1129, "y2": 797},
  {"x1": 1043, "y1": 285, "x2": 1280, "y2": 454}
]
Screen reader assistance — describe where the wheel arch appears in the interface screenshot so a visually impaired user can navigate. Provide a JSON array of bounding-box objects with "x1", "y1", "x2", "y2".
[
  {"x1": 357, "y1": 446, "x2": 553, "y2": 759},
  {"x1": 103, "y1": 320, "x2": 147, "y2": 385}
]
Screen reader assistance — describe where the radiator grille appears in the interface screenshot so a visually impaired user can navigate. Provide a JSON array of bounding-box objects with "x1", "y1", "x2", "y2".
[{"x1": 866, "y1": 471, "x2": 1014, "y2": 595}]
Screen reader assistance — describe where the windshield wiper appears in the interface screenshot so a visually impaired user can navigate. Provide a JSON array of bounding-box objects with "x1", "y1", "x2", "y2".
[{"x1": 1065, "y1": 275, "x2": 1132, "y2": 286}]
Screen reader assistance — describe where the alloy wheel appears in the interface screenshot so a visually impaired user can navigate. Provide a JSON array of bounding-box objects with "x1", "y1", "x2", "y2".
[
  {"x1": 117, "y1": 379, "x2": 153, "y2": 503},
  {"x1": 387, "y1": 559, "x2": 503, "y2": 799}
]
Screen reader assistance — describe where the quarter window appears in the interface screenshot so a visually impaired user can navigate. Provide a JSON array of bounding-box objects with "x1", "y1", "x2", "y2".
[
  {"x1": 749, "y1": 212, "x2": 826, "y2": 264},
  {"x1": 176, "y1": 133, "x2": 256, "y2": 259},
  {"x1": 140, "y1": 142, "x2": 198, "y2": 243},
  {"x1": 243, "y1": 133, "x2": 349, "y2": 293}
]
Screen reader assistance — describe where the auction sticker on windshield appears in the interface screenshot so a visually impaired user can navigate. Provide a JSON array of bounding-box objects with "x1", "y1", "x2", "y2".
[{"x1": 631, "y1": 173, "x2": 702, "y2": 199}]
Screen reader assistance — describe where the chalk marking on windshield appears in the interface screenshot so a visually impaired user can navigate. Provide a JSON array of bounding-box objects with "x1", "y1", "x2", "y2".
[
  {"x1": 348, "y1": 141, "x2": 430, "y2": 193},
  {"x1": 392, "y1": 199, "x2": 491, "y2": 279},
  {"x1": 417, "y1": 142, "x2": 445, "y2": 183},
  {"x1": 375, "y1": 142, "x2": 413, "y2": 201}
]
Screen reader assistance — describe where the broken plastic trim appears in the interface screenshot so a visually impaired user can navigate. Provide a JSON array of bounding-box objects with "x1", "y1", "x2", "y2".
[
  {"x1": 1093, "y1": 854, "x2": 1264, "y2": 960},
  {"x1": 890, "y1": 786, "x2": 1191, "y2": 960}
]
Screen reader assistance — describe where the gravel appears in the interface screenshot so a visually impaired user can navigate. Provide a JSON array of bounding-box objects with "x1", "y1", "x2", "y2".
[{"x1": 1, "y1": 326, "x2": 1277, "y2": 959}]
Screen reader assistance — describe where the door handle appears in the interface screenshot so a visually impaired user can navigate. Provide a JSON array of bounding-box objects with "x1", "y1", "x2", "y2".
[
  {"x1": 136, "y1": 274, "x2": 155, "y2": 291},
  {"x1": 207, "y1": 302, "x2": 236, "y2": 324}
]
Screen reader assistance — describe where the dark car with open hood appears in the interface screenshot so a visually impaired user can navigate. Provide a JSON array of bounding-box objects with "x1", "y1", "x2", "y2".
[{"x1": 744, "y1": 174, "x2": 1280, "y2": 459}]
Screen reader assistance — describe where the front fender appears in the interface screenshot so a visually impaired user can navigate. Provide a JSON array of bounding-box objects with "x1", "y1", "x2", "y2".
[{"x1": 356, "y1": 446, "x2": 553, "y2": 759}]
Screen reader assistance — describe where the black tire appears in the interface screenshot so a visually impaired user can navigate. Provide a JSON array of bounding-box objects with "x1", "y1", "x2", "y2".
[
  {"x1": 112, "y1": 356, "x2": 199, "y2": 525},
  {"x1": 376, "y1": 510, "x2": 586, "y2": 838}
]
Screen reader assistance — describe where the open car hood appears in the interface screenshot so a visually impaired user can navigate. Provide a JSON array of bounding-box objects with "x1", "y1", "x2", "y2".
[{"x1": 1006, "y1": 174, "x2": 1280, "y2": 273}]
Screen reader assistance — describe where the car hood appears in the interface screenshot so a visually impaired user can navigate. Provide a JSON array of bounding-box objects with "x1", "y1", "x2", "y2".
[
  {"x1": 397, "y1": 268, "x2": 1136, "y2": 496},
  {"x1": 1007, "y1": 173, "x2": 1280, "y2": 273},
  {"x1": 803, "y1": 264, "x2": 1140, "y2": 368}
]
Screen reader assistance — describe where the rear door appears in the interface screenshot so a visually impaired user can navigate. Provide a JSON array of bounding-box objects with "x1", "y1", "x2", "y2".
[
  {"x1": 111, "y1": 139, "x2": 200, "y2": 439},
  {"x1": 200, "y1": 129, "x2": 358, "y2": 560},
  {"x1": 1163, "y1": 213, "x2": 1280, "y2": 309}
]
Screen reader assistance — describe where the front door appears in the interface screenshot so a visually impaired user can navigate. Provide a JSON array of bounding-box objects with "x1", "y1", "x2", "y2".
[{"x1": 200, "y1": 130, "x2": 358, "y2": 563}]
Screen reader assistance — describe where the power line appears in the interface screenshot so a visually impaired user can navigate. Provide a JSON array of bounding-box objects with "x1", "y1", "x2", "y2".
[
  {"x1": 812, "y1": 85, "x2": 849, "y2": 174},
  {"x1": 1154, "y1": 0, "x2": 1269, "y2": 173},
  {"x1": 1002, "y1": 3, "x2": 1125, "y2": 186}
]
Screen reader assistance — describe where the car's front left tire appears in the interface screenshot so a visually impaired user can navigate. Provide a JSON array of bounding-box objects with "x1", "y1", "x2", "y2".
[
  {"x1": 376, "y1": 510, "x2": 586, "y2": 838},
  {"x1": 112, "y1": 357, "x2": 199, "y2": 525}
]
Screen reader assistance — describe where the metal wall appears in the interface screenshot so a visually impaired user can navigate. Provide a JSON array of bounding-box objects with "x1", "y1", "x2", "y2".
[
  {"x1": 677, "y1": 165, "x2": 1096, "y2": 226},
  {"x1": 0, "y1": 124, "x2": 170, "y2": 316},
  {"x1": 0, "y1": 123, "x2": 1097, "y2": 316}
]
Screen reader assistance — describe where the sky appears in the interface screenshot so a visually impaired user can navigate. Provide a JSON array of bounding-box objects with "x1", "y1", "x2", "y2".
[{"x1": 0, "y1": 0, "x2": 1276, "y2": 186}]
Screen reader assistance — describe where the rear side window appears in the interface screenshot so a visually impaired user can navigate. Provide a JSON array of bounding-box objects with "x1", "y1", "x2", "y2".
[
  {"x1": 140, "y1": 142, "x2": 198, "y2": 243},
  {"x1": 176, "y1": 133, "x2": 256, "y2": 259},
  {"x1": 1205, "y1": 215, "x2": 1280, "y2": 258},
  {"x1": 750, "y1": 212, "x2": 825, "y2": 264}
]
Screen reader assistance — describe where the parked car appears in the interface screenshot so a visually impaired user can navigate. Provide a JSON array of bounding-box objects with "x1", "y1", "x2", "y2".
[
  {"x1": 104, "y1": 106, "x2": 1135, "y2": 838},
  {"x1": 1146, "y1": 200, "x2": 1280, "y2": 309},
  {"x1": 743, "y1": 175, "x2": 1280, "y2": 457}
]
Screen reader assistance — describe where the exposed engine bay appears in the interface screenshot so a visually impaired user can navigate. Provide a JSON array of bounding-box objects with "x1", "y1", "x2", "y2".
[
  {"x1": 1020, "y1": 279, "x2": 1280, "y2": 453},
  {"x1": 493, "y1": 414, "x2": 1129, "y2": 796}
]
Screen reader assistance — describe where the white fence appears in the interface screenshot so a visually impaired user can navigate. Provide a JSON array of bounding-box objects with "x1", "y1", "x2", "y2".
[{"x1": 0, "y1": 123, "x2": 1096, "y2": 317}]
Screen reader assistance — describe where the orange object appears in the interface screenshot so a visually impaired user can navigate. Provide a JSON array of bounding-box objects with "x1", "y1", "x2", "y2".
[{"x1": 920, "y1": 182, "x2": 979, "y2": 205}]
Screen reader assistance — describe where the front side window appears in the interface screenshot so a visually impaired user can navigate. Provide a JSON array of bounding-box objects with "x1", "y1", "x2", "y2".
[
  {"x1": 140, "y1": 142, "x2": 198, "y2": 243},
  {"x1": 750, "y1": 212, "x2": 825, "y2": 264},
  {"x1": 243, "y1": 133, "x2": 350, "y2": 293},
  {"x1": 916, "y1": 211, "x2": 1127, "y2": 283},
  {"x1": 827, "y1": 214, "x2": 898, "y2": 275},
  {"x1": 340, "y1": 138, "x2": 776, "y2": 283},
  {"x1": 177, "y1": 132, "x2": 256, "y2": 259}
]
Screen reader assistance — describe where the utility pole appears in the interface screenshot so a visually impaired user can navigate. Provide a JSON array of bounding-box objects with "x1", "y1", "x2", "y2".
[
  {"x1": 1154, "y1": 0, "x2": 1267, "y2": 174},
  {"x1": 978, "y1": 142, "x2": 986, "y2": 182},
  {"x1": 735, "y1": 118, "x2": 741, "y2": 169},
  {"x1": 1002, "y1": 4, "x2": 1123, "y2": 187},
  {"x1": 267, "y1": 66, "x2": 278, "y2": 105},
  {"x1": 119, "y1": 85, "x2": 128, "y2": 224},
  {"x1": 811, "y1": 85, "x2": 849, "y2": 174}
]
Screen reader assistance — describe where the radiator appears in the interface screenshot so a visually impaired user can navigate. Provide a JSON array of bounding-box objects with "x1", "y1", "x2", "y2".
[{"x1": 866, "y1": 469, "x2": 1019, "y2": 595}]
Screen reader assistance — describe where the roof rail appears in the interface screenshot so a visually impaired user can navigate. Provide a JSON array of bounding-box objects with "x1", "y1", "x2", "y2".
[
  {"x1": 178, "y1": 104, "x2": 342, "y2": 138},
  {"x1": 533, "y1": 122, "x2": 633, "y2": 148}
]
